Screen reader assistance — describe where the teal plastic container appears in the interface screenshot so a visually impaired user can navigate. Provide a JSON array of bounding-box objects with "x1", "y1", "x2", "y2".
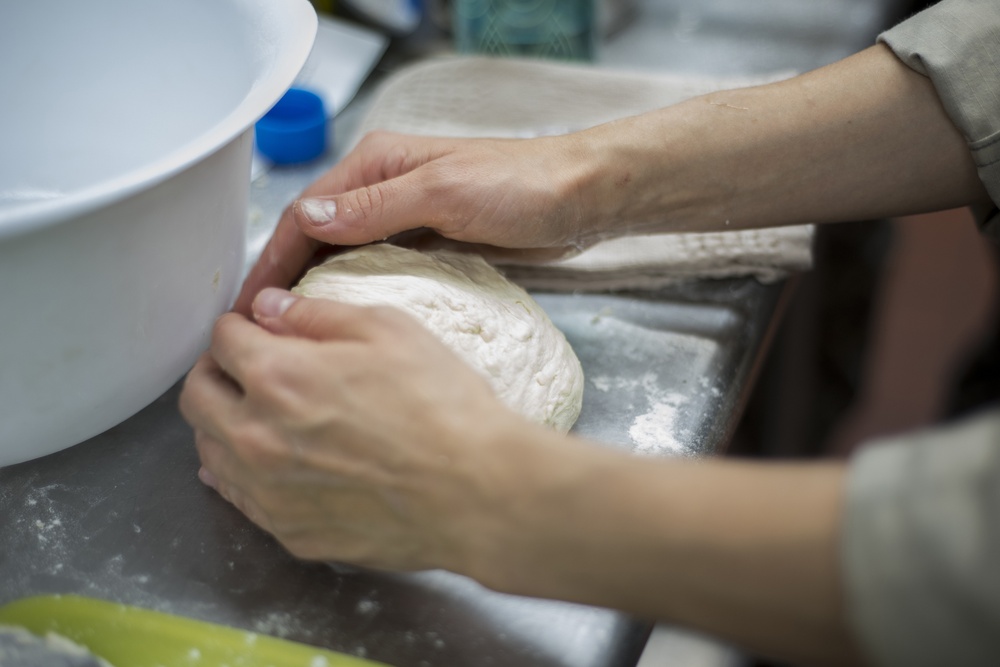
[{"x1": 453, "y1": 0, "x2": 595, "y2": 61}]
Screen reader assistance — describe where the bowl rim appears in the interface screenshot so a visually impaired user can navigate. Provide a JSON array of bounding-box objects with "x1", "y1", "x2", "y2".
[{"x1": 0, "y1": 0, "x2": 317, "y2": 241}]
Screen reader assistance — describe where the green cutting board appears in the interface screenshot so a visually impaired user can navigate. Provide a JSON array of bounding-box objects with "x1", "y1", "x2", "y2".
[{"x1": 0, "y1": 595, "x2": 391, "y2": 667}]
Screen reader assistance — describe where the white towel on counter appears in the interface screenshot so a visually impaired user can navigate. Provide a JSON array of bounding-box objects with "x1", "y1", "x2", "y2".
[{"x1": 349, "y1": 56, "x2": 814, "y2": 291}]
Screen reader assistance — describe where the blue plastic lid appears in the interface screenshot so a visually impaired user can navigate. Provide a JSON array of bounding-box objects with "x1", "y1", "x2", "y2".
[{"x1": 255, "y1": 87, "x2": 327, "y2": 164}]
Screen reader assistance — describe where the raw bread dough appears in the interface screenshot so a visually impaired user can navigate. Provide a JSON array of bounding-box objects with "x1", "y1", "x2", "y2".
[{"x1": 293, "y1": 244, "x2": 584, "y2": 433}]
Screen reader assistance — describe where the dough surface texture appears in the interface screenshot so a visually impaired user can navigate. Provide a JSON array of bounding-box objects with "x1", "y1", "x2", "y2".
[{"x1": 293, "y1": 244, "x2": 584, "y2": 433}]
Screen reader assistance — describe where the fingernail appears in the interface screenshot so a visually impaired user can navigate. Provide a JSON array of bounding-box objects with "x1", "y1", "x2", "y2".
[
  {"x1": 198, "y1": 467, "x2": 219, "y2": 489},
  {"x1": 298, "y1": 197, "x2": 337, "y2": 226},
  {"x1": 253, "y1": 287, "x2": 298, "y2": 319}
]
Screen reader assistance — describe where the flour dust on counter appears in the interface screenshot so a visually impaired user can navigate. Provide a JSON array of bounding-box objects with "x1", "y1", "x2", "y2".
[
  {"x1": 3, "y1": 474, "x2": 218, "y2": 623},
  {"x1": 628, "y1": 387, "x2": 690, "y2": 455},
  {"x1": 582, "y1": 317, "x2": 721, "y2": 456}
]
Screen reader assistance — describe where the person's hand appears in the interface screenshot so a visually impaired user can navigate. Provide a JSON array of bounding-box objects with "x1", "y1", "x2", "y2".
[
  {"x1": 179, "y1": 287, "x2": 548, "y2": 572},
  {"x1": 234, "y1": 130, "x2": 607, "y2": 313}
]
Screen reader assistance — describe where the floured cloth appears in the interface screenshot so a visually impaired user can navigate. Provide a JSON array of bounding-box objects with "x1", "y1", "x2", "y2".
[{"x1": 350, "y1": 56, "x2": 813, "y2": 291}]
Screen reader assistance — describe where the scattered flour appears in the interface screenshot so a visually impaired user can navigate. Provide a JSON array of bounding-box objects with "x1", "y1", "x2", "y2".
[
  {"x1": 251, "y1": 610, "x2": 315, "y2": 640},
  {"x1": 589, "y1": 376, "x2": 614, "y2": 393},
  {"x1": 698, "y1": 375, "x2": 723, "y2": 398},
  {"x1": 355, "y1": 599, "x2": 379, "y2": 616},
  {"x1": 588, "y1": 372, "x2": 693, "y2": 454},
  {"x1": 629, "y1": 394, "x2": 688, "y2": 454}
]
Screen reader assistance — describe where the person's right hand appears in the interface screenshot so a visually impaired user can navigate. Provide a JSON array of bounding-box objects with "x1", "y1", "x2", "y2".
[{"x1": 235, "y1": 130, "x2": 607, "y2": 314}]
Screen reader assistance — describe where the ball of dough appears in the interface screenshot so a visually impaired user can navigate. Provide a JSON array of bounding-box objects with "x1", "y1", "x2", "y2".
[{"x1": 292, "y1": 244, "x2": 584, "y2": 433}]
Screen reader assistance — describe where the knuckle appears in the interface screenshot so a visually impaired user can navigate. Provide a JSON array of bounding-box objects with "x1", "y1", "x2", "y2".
[
  {"x1": 210, "y1": 316, "x2": 229, "y2": 346},
  {"x1": 229, "y1": 422, "x2": 286, "y2": 470},
  {"x1": 382, "y1": 142, "x2": 413, "y2": 180},
  {"x1": 347, "y1": 184, "x2": 386, "y2": 222},
  {"x1": 415, "y1": 164, "x2": 468, "y2": 233},
  {"x1": 289, "y1": 299, "x2": 332, "y2": 336},
  {"x1": 240, "y1": 351, "x2": 283, "y2": 389},
  {"x1": 242, "y1": 355, "x2": 311, "y2": 419},
  {"x1": 357, "y1": 130, "x2": 384, "y2": 148},
  {"x1": 244, "y1": 443, "x2": 284, "y2": 472},
  {"x1": 361, "y1": 129, "x2": 399, "y2": 149},
  {"x1": 420, "y1": 159, "x2": 454, "y2": 190}
]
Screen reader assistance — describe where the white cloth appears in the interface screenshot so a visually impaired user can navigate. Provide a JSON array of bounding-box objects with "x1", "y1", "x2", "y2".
[{"x1": 350, "y1": 56, "x2": 813, "y2": 290}]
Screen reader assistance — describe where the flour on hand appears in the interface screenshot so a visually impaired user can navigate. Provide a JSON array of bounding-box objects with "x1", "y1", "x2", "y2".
[{"x1": 293, "y1": 244, "x2": 584, "y2": 433}]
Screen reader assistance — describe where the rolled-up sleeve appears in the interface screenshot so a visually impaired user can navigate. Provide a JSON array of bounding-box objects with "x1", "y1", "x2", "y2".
[
  {"x1": 879, "y1": 0, "x2": 1000, "y2": 237},
  {"x1": 843, "y1": 408, "x2": 1000, "y2": 666},
  {"x1": 839, "y1": 3, "x2": 1000, "y2": 665}
]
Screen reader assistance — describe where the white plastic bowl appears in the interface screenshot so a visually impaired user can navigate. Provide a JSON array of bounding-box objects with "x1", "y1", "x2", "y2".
[{"x1": 0, "y1": 0, "x2": 317, "y2": 466}]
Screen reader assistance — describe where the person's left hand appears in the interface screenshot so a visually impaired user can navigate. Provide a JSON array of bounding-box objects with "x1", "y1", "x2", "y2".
[{"x1": 178, "y1": 288, "x2": 535, "y2": 572}]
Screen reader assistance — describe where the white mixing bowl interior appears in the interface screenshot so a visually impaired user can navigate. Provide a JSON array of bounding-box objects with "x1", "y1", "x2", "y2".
[{"x1": 0, "y1": 0, "x2": 315, "y2": 235}]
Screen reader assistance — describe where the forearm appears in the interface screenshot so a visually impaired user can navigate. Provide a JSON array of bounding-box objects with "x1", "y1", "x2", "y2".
[
  {"x1": 572, "y1": 43, "x2": 988, "y2": 239},
  {"x1": 466, "y1": 432, "x2": 864, "y2": 667}
]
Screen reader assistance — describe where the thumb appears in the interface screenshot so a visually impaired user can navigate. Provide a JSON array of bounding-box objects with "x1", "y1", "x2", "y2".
[
  {"x1": 292, "y1": 175, "x2": 445, "y2": 245},
  {"x1": 251, "y1": 287, "x2": 377, "y2": 342}
]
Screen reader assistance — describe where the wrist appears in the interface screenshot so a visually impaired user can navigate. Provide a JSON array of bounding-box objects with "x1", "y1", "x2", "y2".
[
  {"x1": 565, "y1": 104, "x2": 731, "y2": 243},
  {"x1": 454, "y1": 422, "x2": 630, "y2": 599}
]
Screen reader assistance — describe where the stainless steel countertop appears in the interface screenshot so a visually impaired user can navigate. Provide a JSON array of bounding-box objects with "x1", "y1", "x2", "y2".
[
  {"x1": 1, "y1": 1, "x2": 906, "y2": 665},
  {"x1": 0, "y1": 278, "x2": 782, "y2": 667}
]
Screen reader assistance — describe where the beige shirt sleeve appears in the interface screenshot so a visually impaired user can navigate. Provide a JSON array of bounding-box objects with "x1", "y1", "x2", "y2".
[
  {"x1": 878, "y1": 0, "x2": 1000, "y2": 239},
  {"x1": 844, "y1": 2, "x2": 1000, "y2": 665},
  {"x1": 843, "y1": 409, "x2": 1000, "y2": 666}
]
